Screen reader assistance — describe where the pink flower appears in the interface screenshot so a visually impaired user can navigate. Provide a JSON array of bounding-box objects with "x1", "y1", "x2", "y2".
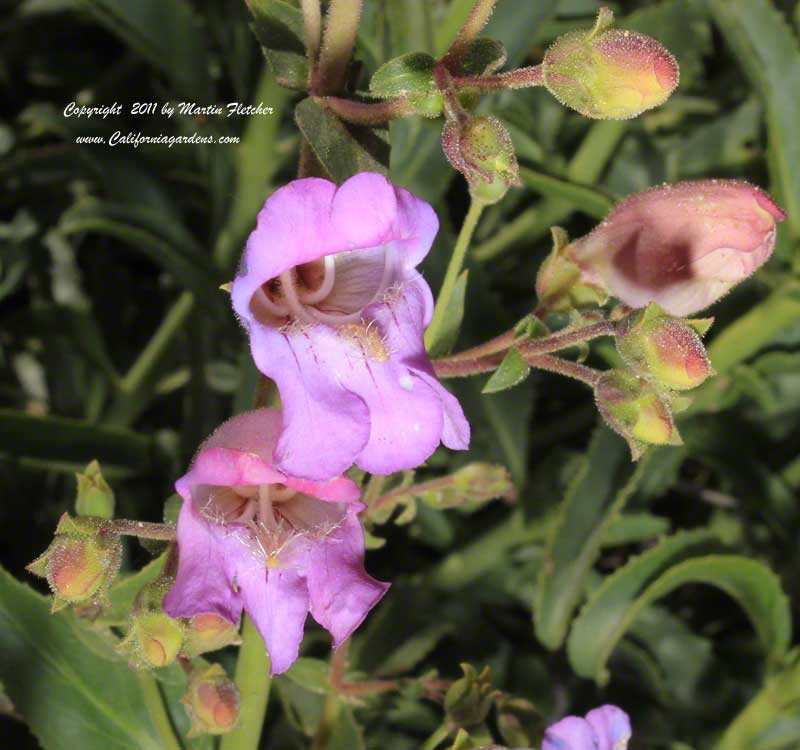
[
  {"x1": 231, "y1": 172, "x2": 469, "y2": 481},
  {"x1": 543, "y1": 705, "x2": 631, "y2": 750},
  {"x1": 163, "y1": 409, "x2": 388, "y2": 675},
  {"x1": 568, "y1": 180, "x2": 786, "y2": 315}
]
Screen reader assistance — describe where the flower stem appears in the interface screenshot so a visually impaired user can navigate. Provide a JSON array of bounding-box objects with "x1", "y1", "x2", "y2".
[
  {"x1": 137, "y1": 672, "x2": 181, "y2": 750},
  {"x1": 453, "y1": 65, "x2": 544, "y2": 90},
  {"x1": 441, "y1": 0, "x2": 498, "y2": 70},
  {"x1": 220, "y1": 616, "x2": 271, "y2": 750},
  {"x1": 425, "y1": 199, "x2": 484, "y2": 354},
  {"x1": 315, "y1": 0, "x2": 362, "y2": 94},
  {"x1": 526, "y1": 354, "x2": 601, "y2": 388},
  {"x1": 316, "y1": 95, "x2": 414, "y2": 124},
  {"x1": 421, "y1": 723, "x2": 452, "y2": 750},
  {"x1": 111, "y1": 520, "x2": 177, "y2": 541}
]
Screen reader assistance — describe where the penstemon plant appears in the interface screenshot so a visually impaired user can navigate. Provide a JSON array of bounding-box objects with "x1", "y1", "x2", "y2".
[{"x1": 2, "y1": 1, "x2": 800, "y2": 750}]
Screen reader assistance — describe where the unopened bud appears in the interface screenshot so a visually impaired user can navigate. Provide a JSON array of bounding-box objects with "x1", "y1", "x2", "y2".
[
  {"x1": 616, "y1": 304, "x2": 714, "y2": 390},
  {"x1": 442, "y1": 115, "x2": 520, "y2": 204},
  {"x1": 182, "y1": 664, "x2": 240, "y2": 737},
  {"x1": 445, "y1": 664, "x2": 498, "y2": 729},
  {"x1": 122, "y1": 611, "x2": 185, "y2": 668},
  {"x1": 26, "y1": 513, "x2": 121, "y2": 612},
  {"x1": 567, "y1": 180, "x2": 786, "y2": 315},
  {"x1": 535, "y1": 227, "x2": 608, "y2": 313},
  {"x1": 595, "y1": 369, "x2": 681, "y2": 459},
  {"x1": 183, "y1": 613, "x2": 241, "y2": 657},
  {"x1": 543, "y1": 8, "x2": 679, "y2": 119},
  {"x1": 75, "y1": 459, "x2": 115, "y2": 519}
]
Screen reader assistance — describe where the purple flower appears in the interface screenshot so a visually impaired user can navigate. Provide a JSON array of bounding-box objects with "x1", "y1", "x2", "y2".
[
  {"x1": 231, "y1": 172, "x2": 470, "y2": 481},
  {"x1": 163, "y1": 408, "x2": 389, "y2": 675},
  {"x1": 543, "y1": 705, "x2": 632, "y2": 750}
]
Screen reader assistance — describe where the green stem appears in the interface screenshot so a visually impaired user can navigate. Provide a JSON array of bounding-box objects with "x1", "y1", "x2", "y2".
[
  {"x1": 220, "y1": 616, "x2": 271, "y2": 750},
  {"x1": 112, "y1": 519, "x2": 177, "y2": 540},
  {"x1": 420, "y1": 723, "x2": 452, "y2": 750},
  {"x1": 315, "y1": 0, "x2": 362, "y2": 94},
  {"x1": 105, "y1": 292, "x2": 195, "y2": 426},
  {"x1": 425, "y1": 199, "x2": 484, "y2": 353},
  {"x1": 138, "y1": 672, "x2": 181, "y2": 750}
]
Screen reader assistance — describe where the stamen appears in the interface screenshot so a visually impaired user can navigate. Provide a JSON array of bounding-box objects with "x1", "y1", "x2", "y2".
[
  {"x1": 297, "y1": 255, "x2": 336, "y2": 305},
  {"x1": 253, "y1": 286, "x2": 291, "y2": 318},
  {"x1": 278, "y1": 270, "x2": 317, "y2": 324},
  {"x1": 257, "y1": 484, "x2": 276, "y2": 530},
  {"x1": 271, "y1": 483, "x2": 298, "y2": 504}
]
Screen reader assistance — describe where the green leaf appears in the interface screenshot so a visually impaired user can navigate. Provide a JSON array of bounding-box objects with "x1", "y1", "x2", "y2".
[
  {"x1": 77, "y1": 0, "x2": 212, "y2": 100},
  {"x1": 294, "y1": 98, "x2": 389, "y2": 184},
  {"x1": 59, "y1": 200, "x2": 222, "y2": 312},
  {"x1": 708, "y1": 0, "x2": 800, "y2": 239},
  {"x1": 0, "y1": 409, "x2": 155, "y2": 473},
  {"x1": 370, "y1": 52, "x2": 436, "y2": 99},
  {"x1": 568, "y1": 544, "x2": 791, "y2": 685},
  {"x1": 534, "y1": 426, "x2": 642, "y2": 650},
  {"x1": 284, "y1": 657, "x2": 330, "y2": 695},
  {"x1": 483, "y1": 348, "x2": 531, "y2": 394},
  {"x1": 0, "y1": 567, "x2": 164, "y2": 749},
  {"x1": 426, "y1": 269, "x2": 468, "y2": 358},
  {"x1": 603, "y1": 513, "x2": 670, "y2": 547},
  {"x1": 457, "y1": 38, "x2": 507, "y2": 77},
  {"x1": 376, "y1": 622, "x2": 453, "y2": 677},
  {"x1": 244, "y1": 0, "x2": 309, "y2": 90},
  {"x1": 104, "y1": 555, "x2": 167, "y2": 626},
  {"x1": 518, "y1": 167, "x2": 613, "y2": 220}
]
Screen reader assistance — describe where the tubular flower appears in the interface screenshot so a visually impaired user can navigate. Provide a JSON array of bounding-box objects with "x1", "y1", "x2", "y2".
[
  {"x1": 163, "y1": 409, "x2": 389, "y2": 675},
  {"x1": 543, "y1": 705, "x2": 632, "y2": 750},
  {"x1": 567, "y1": 180, "x2": 786, "y2": 315},
  {"x1": 231, "y1": 172, "x2": 470, "y2": 481}
]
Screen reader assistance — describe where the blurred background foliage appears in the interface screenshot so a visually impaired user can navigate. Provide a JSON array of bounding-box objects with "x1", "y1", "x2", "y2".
[{"x1": 1, "y1": 0, "x2": 800, "y2": 748}]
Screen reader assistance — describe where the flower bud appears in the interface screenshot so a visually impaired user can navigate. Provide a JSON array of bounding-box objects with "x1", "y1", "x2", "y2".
[
  {"x1": 595, "y1": 369, "x2": 681, "y2": 459},
  {"x1": 616, "y1": 304, "x2": 714, "y2": 390},
  {"x1": 26, "y1": 513, "x2": 121, "y2": 612},
  {"x1": 444, "y1": 664, "x2": 498, "y2": 728},
  {"x1": 442, "y1": 115, "x2": 520, "y2": 204},
  {"x1": 183, "y1": 613, "x2": 241, "y2": 657},
  {"x1": 121, "y1": 611, "x2": 185, "y2": 668},
  {"x1": 568, "y1": 180, "x2": 786, "y2": 315},
  {"x1": 75, "y1": 459, "x2": 115, "y2": 519},
  {"x1": 543, "y1": 8, "x2": 679, "y2": 119},
  {"x1": 535, "y1": 227, "x2": 609, "y2": 313},
  {"x1": 182, "y1": 664, "x2": 240, "y2": 737}
]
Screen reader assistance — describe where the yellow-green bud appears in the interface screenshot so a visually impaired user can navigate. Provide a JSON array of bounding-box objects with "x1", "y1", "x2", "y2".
[
  {"x1": 543, "y1": 8, "x2": 679, "y2": 119},
  {"x1": 183, "y1": 613, "x2": 241, "y2": 657},
  {"x1": 616, "y1": 304, "x2": 714, "y2": 390},
  {"x1": 442, "y1": 115, "x2": 520, "y2": 204},
  {"x1": 595, "y1": 369, "x2": 681, "y2": 459},
  {"x1": 75, "y1": 460, "x2": 115, "y2": 519},
  {"x1": 123, "y1": 612, "x2": 185, "y2": 668},
  {"x1": 444, "y1": 664, "x2": 498, "y2": 729},
  {"x1": 182, "y1": 664, "x2": 240, "y2": 737}
]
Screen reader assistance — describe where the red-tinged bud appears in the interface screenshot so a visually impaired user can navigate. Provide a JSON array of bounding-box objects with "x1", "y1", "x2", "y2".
[
  {"x1": 442, "y1": 115, "x2": 520, "y2": 204},
  {"x1": 26, "y1": 513, "x2": 121, "y2": 612},
  {"x1": 182, "y1": 664, "x2": 240, "y2": 737},
  {"x1": 183, "y1": 613, "x2": 241, "y2": 657},
  {"x1": 616, "y1": 304, "x2": 714, "y2": 390},
  {"x1": 535, "y1": 227, "x2": 609, "y2": 313},
  {"x1": 595, "y1": 369, "x2": 681, "y2": 459},
  {"x1": 568, "y1": 180, "x2": 786, "y2": 315},
  {"x1": 543, "y1": 8, "x2": 679, "y2": 119},
  {"x1": 120, "y1": 611, "x2": 185, "y2": 669}
]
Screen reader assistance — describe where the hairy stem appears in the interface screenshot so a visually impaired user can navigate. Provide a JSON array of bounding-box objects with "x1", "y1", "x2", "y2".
[
  {"x1": 453, "y1": 65, "x2": 544, "y2": 90},
  {"x1": 315, "y1": 0, "x2": 362, "y2": 94},
  {"x1": 441, "y1": 0, "x2": 499, "y2": 70},
  {"x1": 425, "y1": 199, "x2": 484, "y2": 354},
  {"x1": 111, "y1": 520, "x2": 177, "y2": 541},
  {"x1": 526, "y1": 354, "x2": 601, "y2": 388},
  {"x1": 220, "y1": 616, "x2": 271, "y2": 750},
  {"x1": 301, "y1": 0, "x2": 322, "y2": 74},
  {"x1": 316, "y1": 95, "x2": 414, "y2": 124}
]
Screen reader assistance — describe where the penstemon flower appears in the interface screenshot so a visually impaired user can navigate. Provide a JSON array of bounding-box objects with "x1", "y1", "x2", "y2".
[
  {"x1": 163, "y1": 408, "x2": 388, "y2": 675},
  {"x1": 543, "y1": 704, "x2": 631, "y2": 750},
  {"x1": 231, "y1": 172, "x2": 470, "y2": 481},
  {"x1": 567, "y1": 180, "x2": 786, "y2": 315}
]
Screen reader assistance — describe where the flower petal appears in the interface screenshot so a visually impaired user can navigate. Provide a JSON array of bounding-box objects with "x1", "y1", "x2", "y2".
[
  {"x1": 305, "y1": 510, "x2": 389, "y2": 646},
  {"x1": 163, "y1": 501, "x2": 243, "y2": 625},
  {"x1": 585, "y1": 705, "x2": 632, "y2": 750},
  {"x1": 542, "y1": 716, "x2": 598, "y2": 750}
]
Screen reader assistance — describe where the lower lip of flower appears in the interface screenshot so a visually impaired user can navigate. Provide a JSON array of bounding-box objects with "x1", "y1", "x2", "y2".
[{"x1": 252, "y1": 245, "x2": 396, "y2": 327}]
